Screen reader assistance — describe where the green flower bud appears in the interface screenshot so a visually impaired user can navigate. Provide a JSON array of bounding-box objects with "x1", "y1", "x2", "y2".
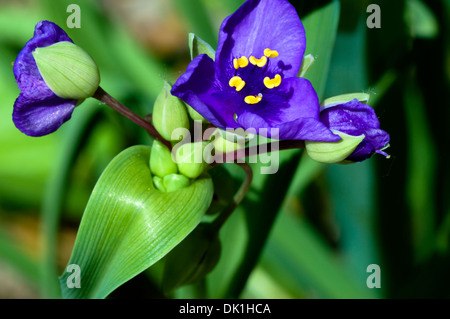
[
  {"x1": 150, "y1": 140, "x2": 178, "y2": 178},
  {"x1": 152, "y1": 81, "x2": 190, "y2": 141},
  {"x1": 305, "y1": 130, "x2": 365, "y2": 164},
  {"x1": 186, "y1": 105, "x2": 208, "y2": 123},
  {"x1": 210, "y1": 128, "x2": 247, "y2": 154},
  {"x1": 175, "y1": 142, "x2": 209, "y2": 179},
  {"x1": 152, "y1": 176, "x2": 166, "y2": 192},
  {"x1": 163, "y1": 174, "x2": 190, "y2": 192},
  {"x1": 32, "y1": 41, "x2": 100, "y2": 100},
  {"x1": 163, "y1": 224, "x2": 221, "y2": 293}
]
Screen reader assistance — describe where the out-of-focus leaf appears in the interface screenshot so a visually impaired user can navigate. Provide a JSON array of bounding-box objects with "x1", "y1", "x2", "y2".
[
  {"x1": 287, "y1": 0, "x2": 341, "y2": 204},
  {"x1": 0, "y1": 228, "x2": 40, "y2": 289},
  {"x1": 325, "y1": 162, "x2": 381, "y2": 287},
  {"x1": 301, "y1": 0, "x2": 340, "y2": 100},
  {"x1": 59, "y1": 146, "x2": 213, "y2": 299},
  {"x1": 323, "y1": 15, "x2": 382, "y2": 285},
  {"x1": 0, "y1": 6, "x2": 42, "y2": 44},
  {"x1": 0, "y1": 48, "x2": 60, "y2": 207},
  {"x1": 106, "y1": 24, "x2": 166, "y2": 100},
  {"x1": 261, "y1": 211, "x2": 378, "y2": 298},
  {"x1": 405, "y1": 0, "x2": 439, "y2": 39},
  {"x1": 207, "y1": 150, "x2": 302, "y2": 298},
  {"x1": 172, "y1": 0, "x2": 217, "y2": 47},
  {"x1": 404, "y1": 78, "x2": 437, "y2": 262}
]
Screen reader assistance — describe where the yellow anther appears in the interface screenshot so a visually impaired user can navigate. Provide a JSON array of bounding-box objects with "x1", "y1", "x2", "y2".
[
  {"x1": 264, "y1": 48, "x2": 279, "y2": 58},
  {"x1": 229, "y1": 76, "x2": 246, "y2": 92},
  {"x1": 234, "y1": 56, "x2": 249, "y2": 69},
  {"x1": 244, "y1": 94, "x2": 263, "y2": 104},
  {"x1": 249, "y1": 56, "x2": 268, "y2": 67},
  {"x1": 263, "y1": 74, "x2": 282, "y2": 89}
]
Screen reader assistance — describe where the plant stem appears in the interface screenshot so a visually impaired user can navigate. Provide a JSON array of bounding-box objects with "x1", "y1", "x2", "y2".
[
  {"x1": 212, "y1": 139, "x2": 305, "y2": 165},
  {"x1": 209, "y1": 163, "x2": 253, "y2": 234},
  {"x1": 93, "y1": 87, "x2": 171, "y2": 149}
]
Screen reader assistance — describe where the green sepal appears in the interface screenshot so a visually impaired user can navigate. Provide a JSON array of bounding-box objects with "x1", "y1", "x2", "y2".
[
  {"x1": 320, "y1": 93, "x2": 370, "y2": 108},
  {"x1": 32, "y1": 41, "x2": 100, "y2": 100},
  {"x1": 163, "y1": 174, "x2": 190, "y2": 192},
  {"x1": 153, "y1": 176, "x2": 166, "y2": 192},
  {"x1": 188, "y1": 33, "x2": 215, "y2": 61},
  {"x1": 175, "y1": 142, "x2": 209, "y2": 179},
  {"x1": 305, "y1": 130, "x2": 365, "y2": 164}
]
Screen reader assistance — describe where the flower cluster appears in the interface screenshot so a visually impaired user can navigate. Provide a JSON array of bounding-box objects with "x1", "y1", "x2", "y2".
[
  {"x1": 171, "y1": 0, "x2": 389, "y2": 162},
  {"x1": 12, "y1": 0, "x2": 389, "y2": 162}
]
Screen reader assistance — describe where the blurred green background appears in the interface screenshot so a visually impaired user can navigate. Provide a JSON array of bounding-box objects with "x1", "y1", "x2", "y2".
[{"x1": 0, "y1": 0, "x2": 449, "y2": 298}]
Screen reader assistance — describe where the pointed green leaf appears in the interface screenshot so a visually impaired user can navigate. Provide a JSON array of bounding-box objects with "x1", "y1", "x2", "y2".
[{"x1": 59, "y1": 145, "x2": 213, "y2": 299}]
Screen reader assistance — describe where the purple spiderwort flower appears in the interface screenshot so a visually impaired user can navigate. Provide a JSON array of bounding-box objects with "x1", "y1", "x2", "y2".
[
  {"x1": 319, "y1": 99, "x2": 390, "y2": 162},
  {"x1": 171, "y1": 0, "x2": 340, "y2": 142},
  {"x1": 13, "y1": 21, "x2": 77, "y2": 137}
]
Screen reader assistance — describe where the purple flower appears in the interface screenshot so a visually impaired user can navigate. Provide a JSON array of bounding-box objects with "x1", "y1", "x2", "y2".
[
  {"x1": 171, "y1": 0, "x2": 340, "y2": 142},
  {"x1": 13, "y1": 21, "x2": 77, "y2": 137},
  {"x1": 319, "y1": 99, "x2": 390, "y2": 162}
]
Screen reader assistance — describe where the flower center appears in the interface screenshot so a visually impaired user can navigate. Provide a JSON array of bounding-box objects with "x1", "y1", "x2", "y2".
[{"x1": 229, "y1": 48, "x2": 281, "y2": 105}]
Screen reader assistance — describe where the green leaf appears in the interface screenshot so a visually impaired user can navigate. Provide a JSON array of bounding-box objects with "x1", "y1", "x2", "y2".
[
  {"x1": 301, "y1": 0, "x2": 341, "y2": 100},
  {"x1": 404, "y1": 79, "x2": 437, "y2": 262},
  {"x1": 172, "y1": 0, "x2": 217, "y2": 47},
  {"x1": 59, "y1": 145, "x2": 213, "y2": 299},
  {"x1": 261, "y1": 211, "x2": 378, "y2": 298}
]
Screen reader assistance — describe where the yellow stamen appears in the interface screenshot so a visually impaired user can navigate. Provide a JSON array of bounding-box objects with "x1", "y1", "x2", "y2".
[
  {"x1": 229, "y1": 76, "x2": 246, "y2": 91},
  {"x1": 264, "y1": 48, "x2": 279, "y2": 58},
  {"x1": 244, "y1": 94, "x2": 263, "y2": 104},
  {"x1": 263, "y1": 74, "x2": 282, "y2": 89},
  {"x1": 234, "y1": 56, "x2": 249, "y2": 69},
  {"x1": 249, "y1": 56, "x2": 268, "y2": 67}
]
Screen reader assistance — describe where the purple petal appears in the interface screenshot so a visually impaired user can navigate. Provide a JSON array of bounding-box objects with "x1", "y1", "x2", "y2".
[
  {"x1": 13, "y1": 93, "x2": 76, "y2": 137},
  {"x1": 261, "y1": 77, "x2": 321, "y2": 124},
  {"x1": 14, "y1": 21, "x2": 73, "y2": 93},
  {"x1": 237, "y1": 111, "x2": 340, "y2": 142},
  {"x1": 12, "y1": 21, "x2": 76, "y2": 137},
  {"x1": 235, "y1": 77, "x2": 339, "y2": 142},
  {"x1": 216, "y1": 0, "x2": 306, "y2": 78},
  {"x1": 171, "y1": 54, "x2": 240, "y2": 129},
  {"x1": 320, "y1": 99, "x2": 390, "y2": 161}
]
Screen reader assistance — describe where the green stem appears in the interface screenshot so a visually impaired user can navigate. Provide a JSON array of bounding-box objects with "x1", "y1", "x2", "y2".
[
  {"x1": 209, "y1": 163, "x2": 253, "y2": 234},
  {"x1": 93, "y1": 87, "x2": 171, "y2": 149},
  {"x1": 212, "y1": 140, "x2": 305, "y2": 166}
]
